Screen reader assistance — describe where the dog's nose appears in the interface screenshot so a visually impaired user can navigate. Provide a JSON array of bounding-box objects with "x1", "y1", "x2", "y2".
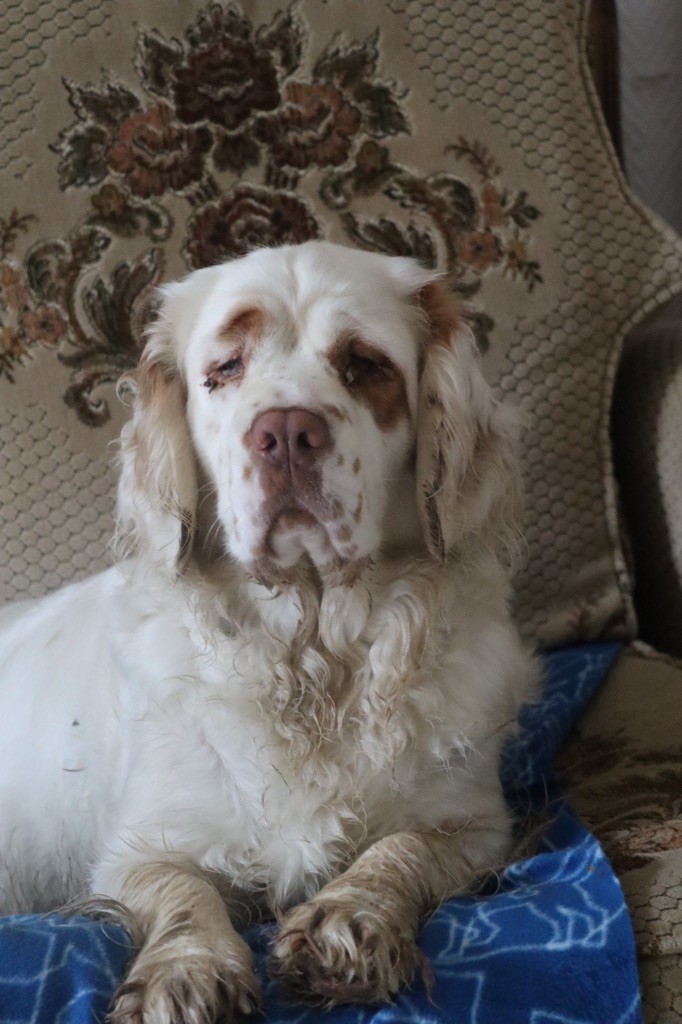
[{"x1": 249, "y1": 409, "x2": 330, "y2": 470}]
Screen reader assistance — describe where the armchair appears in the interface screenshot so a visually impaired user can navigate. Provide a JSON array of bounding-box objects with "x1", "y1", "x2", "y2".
[{"x1": 1, "y1": 1, "x2": 680, "y2": 1020}]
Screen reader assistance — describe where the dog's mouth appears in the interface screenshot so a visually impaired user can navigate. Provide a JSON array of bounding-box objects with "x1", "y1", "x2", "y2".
[
  {"x1": 263, "y1": 504, "x2": 333, "y2": 566},
  {"x1": 250, "y1": 478, "x2": 362, "y2": 568}
]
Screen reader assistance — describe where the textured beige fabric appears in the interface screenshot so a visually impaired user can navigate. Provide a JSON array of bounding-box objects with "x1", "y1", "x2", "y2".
[
  {"x1": 2, "y1": 0, "x2": 682, "y2": 646},
  {"x1": 613, "y1": 320, "x2": 682, "y2": 657},
  {"x1": 556, "y1": 643, "x2": 682, "y2": 1022},
  {"x1": 638, "y1": 956, "x2": 682, "y2": 1024},
  {"x1": 0, "y1": 397, "x2": 117, "y2": 600}
]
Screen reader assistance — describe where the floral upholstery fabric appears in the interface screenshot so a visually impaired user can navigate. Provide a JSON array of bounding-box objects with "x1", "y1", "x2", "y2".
[
  {"x1": 556, "y1": 643, "x2": 682, "y2": 1024},
  {"x1": 2, "y1": 0, "x2": 682, "y2": 645}
]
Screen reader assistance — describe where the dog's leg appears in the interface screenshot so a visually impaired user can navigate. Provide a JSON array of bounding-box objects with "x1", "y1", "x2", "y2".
[
  {"x1": 100, "y1": 860, "x2": 260, "y2": 1024},
  {"x1": 273, "y1": 817, "x2": 511, "y2": 1006}
]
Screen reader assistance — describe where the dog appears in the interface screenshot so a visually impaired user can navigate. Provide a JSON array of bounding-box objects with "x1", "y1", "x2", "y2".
[{"x1": 0, "y1": 241, "x2": 535, "y2": 1021}]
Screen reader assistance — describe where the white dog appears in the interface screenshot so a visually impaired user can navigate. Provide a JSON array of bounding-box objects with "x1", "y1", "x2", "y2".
[{"x1": 0, "y1": 241, "x2": 535, "y2": 1021}]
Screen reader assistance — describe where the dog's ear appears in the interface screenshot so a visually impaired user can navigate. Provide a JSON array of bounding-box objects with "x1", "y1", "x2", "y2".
[
  {"x1": 117, "y1": 287, "x2": 197, "y2": 572},
  {"x1": 412, "y1": 277, "x2": 522, "y2": 567}
]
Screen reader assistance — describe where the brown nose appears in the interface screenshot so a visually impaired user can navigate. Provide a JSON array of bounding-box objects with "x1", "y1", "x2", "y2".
[{"x1": 249, "y1": 408, "x2": 330, "y2": 470}]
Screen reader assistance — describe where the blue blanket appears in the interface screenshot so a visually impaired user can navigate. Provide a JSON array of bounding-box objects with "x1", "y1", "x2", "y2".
[{"x1": 0, "y1": 644, "x2": 642, "y2": 1024}]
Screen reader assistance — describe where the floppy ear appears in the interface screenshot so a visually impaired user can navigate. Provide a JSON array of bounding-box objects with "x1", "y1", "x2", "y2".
[
  {"x1": 414, "y1": 279, "x2": 522, "y2": 567},
  {"x1": 116, "y1": 290, "x2": 197, "y2": 572}
]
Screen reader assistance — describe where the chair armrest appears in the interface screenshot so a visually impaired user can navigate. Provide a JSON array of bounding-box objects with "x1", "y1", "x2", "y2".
[{"x1": 612, "y1": 316, "x2": 682, "y2": 656}]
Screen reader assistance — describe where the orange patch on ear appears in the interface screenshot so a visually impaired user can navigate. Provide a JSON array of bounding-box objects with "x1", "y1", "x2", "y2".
[
  {"x1": 135, "y1": 343, "x2": 183, "y2": 408},
  {"x1": 417, "y1": 280, "x2": 462, "y2": 348}
]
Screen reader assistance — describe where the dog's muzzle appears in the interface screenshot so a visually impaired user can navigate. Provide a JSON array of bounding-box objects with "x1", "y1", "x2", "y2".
[{"x1": 247, "y1": 407, "x2": 330, "y2": 483}]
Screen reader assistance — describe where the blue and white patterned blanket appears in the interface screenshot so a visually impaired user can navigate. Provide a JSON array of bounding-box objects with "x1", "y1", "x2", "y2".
[{"x1": 0, "y1": 644, "x2": 643, "y2": 1024}]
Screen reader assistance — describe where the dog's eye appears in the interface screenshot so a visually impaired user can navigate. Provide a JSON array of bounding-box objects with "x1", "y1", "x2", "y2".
[
  {"x1": 344, "y1": 353, "x2": 390, "y2": 387},
  {"x1": 218, "y1": 356, "x2": 243, "y2": 379},
  {"x1": 203, "y1": 355, "x2": 244, "y2": 392}
]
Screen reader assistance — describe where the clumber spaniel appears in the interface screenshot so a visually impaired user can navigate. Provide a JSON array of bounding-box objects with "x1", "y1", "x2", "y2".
[{"x1": 0, "y1": 242, "x2": 535, "y2": 1021}]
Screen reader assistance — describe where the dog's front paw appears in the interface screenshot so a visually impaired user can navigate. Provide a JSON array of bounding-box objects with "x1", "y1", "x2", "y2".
[
  {"x1": 109, "y1": 936, "x2": 260, "y2": 1024},
  {"x1": 272, "y1": 894, "x2": 421, "y2": 1006}
]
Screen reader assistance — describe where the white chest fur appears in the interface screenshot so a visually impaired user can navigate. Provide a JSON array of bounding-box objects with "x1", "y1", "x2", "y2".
[
  {"x1": 0, "y1": 557, "x2": 530, "y2": 915},
  {"x1": 103, "y1": 558, "x2": 524, "y2": 910}
]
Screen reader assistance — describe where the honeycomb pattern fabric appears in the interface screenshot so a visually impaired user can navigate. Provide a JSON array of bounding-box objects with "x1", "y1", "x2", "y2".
[
  {"x1": 0, "y1": 400, "x2": 117, "y2": 601},
  {"x1": 0, "y1": 0, "x2": 114, "y2": 180},
  {"x1": 556, "y1": 643, "x2": 682, "y2": 1024},
  {"x1": 638, "y1": 955, "x2": 682, "y2": 1024},
  {"x1": 381, "y1": 0, "x2": 682, "y2": 643},
  {"x1": 1, "y1": 0, "x2": 682, "y2": 646}
]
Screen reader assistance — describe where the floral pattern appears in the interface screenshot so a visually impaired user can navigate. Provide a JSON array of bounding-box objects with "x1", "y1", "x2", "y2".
[
  {"x1": 106, "y1": 102, "x2": 212, "y2": 199},
  {"x1": 2, "y1": 2, "x2": 544, "y2": 424},
  {"x1": 185, "y1": 185, "x2": 320, "y2": 266},
  {"x1": 0, "y1": 209, "x2": 162, "y2": 423},
  {"x1": 1, "y1": 212, "x2": 67, "y2": 382}
]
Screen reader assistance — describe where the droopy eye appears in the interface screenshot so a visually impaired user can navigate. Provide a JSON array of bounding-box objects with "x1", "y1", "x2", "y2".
[
  {"x1": 343, "y1": 351, "x2": 392, "y2": 388},
  {"x1": 202, "y1": 355, "x2": 244, "y2": 392},
  {"x1": 218, "y1": 355, "x2": 243, "y2": 379}
]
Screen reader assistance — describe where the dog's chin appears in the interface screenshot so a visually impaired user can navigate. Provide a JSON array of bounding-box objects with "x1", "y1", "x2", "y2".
[
  {"x1": 247, "y1": 510, "x2": 372, "y2": 585},
  {"x1": 266, "y1": 509, "x2": 334, "y2": 570}
]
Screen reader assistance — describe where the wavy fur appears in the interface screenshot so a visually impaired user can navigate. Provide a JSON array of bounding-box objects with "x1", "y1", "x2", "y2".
[{"x1": 0, "y1": 242, "x2": 537, "y2": 1020}]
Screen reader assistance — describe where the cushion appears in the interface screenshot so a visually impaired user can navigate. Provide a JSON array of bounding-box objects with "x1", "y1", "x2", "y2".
[
  {"x1": 1, "y1": 2, "x2": 682, "y2": 644},
  {"x1": 556, "y1": 643, "x2": 682, "y2": 1024}
]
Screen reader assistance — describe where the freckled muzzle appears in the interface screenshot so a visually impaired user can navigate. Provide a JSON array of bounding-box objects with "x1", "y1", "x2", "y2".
[{"x1": 243, "y1": 407, "x2": 342, "y2": 562}]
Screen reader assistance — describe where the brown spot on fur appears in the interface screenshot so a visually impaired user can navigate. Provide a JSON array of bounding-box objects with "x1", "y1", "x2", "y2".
[
  {"x1": 353, "y1": 495, "x2": 363, "y2": 523},
  {"x1": 352, "y1": 458, "x2": 360, "y2": 475},
  {"x1": 243, "y1": 464, "x2": 253, "y2": 481},
  {"x1": 327, "y1": 332, "x2": 409, "y2": 431},
  {"x1": 275, "y1": 509, "x2": 318, "y2": 532},
  {"x1": 203, "y1": 306, "x2": 266, "y2": 391},
  {"x1": 337, "y1": 454, "x2": 345, "y2": 467},
  {"x1": 417, "y1": 280, "x2": 462, "y2": 349},
  {"x1": 335, "y1": 524, "x2": 353, "y2": 542},
  {"x1": 325, "y1": 494, "x2": 343, "y2": 519},
  {"x1": 423, "y1": 450, "x2": 447, "y2": 562},
  {"x1": 219, "y1": 306, "x2": 265, "y2": 348},
  {"x1": 322, "y1": 403, "x2": 351, "y2": 424}
]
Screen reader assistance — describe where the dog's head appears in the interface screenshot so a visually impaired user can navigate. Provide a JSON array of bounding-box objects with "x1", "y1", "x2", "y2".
[{"x1": 118, "y1": 242, "x2": 520, "y2": 580}]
